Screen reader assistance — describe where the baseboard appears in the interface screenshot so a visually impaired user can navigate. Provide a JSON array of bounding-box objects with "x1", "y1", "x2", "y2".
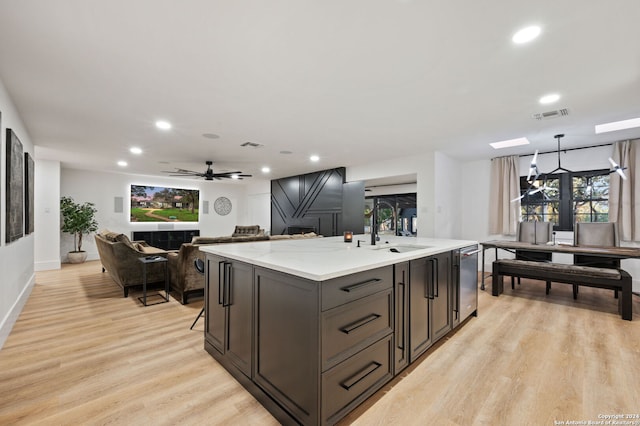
[
  {"x1": 0, "y1": 273, "x2": 36, "y2": 350},
  {"x1": 34, "y1": 259, "x2": 62, "y2": 271}
]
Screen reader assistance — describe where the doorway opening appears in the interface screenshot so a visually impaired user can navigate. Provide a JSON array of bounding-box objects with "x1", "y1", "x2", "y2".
[{"x1": 365, "y1": 193, "x2": 417, "y2": 237}]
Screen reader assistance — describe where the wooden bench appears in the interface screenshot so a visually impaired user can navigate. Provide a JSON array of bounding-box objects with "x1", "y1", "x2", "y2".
[{"x1": 492, "y1": 259, "x2": 632, "y2": 321}]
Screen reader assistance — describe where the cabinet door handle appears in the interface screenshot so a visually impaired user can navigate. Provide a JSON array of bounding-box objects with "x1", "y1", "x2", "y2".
[
  {"x1": 340, "y1": 361, "x2": 382, "y2": 391},
  {"x1": 218, "y1": 261, "x2": 226, "y2": 305},
  {"x1": 340, "y1": 314, "x2": 381, "y2": 334},
  {"x1": 453, "y1": 263, "x2": 460, "y2": 319},
  {"x1": 223, "y1": 262, "x2": 232, "y2": 307},
  {"x1": 341, "y1": 278, "x2": 382, "y2": 293},
  {"x1": 434, "y1": 257, "x2": 439, "y2": 298},
  {"x1": 397, "y1": 279, "x2": 405, "y2": 350}
]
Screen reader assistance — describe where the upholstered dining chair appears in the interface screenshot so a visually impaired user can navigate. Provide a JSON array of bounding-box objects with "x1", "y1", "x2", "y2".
[
  {"x1": 573, "y1": 222, "x2": 620, "y2": 299},
  {"x1": 512, "y1": 221, "x2": 554, "y2": 290}
]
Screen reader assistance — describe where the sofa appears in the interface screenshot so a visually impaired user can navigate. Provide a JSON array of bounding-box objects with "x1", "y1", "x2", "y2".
[
  {"x1": 95, "y1": 231, "x2": 169, "y2": 297},
  {"x1": 167, "y1": 225, "x2": 320, "y2": 304}
]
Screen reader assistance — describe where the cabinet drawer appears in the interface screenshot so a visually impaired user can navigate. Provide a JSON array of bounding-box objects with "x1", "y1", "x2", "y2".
[
  {"x1": 322, "y1": 289, "x2": 392, "y2": 371},
  {"x1": 321, "y1": 335, "x2": 393, "y2": 425},
  {"x1": 321, "y1": 266, "x2": 393, "y2": 310}
]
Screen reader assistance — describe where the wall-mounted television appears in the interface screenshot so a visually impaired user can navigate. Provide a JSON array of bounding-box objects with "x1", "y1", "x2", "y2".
[{"x1": 130, "y1": 185, "x2": 200, "y2": 223}]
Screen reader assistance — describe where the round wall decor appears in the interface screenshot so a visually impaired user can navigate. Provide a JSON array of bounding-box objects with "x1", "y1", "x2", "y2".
[{"x1": 214, "y1": 196, "x2": 232, "y2": 216}]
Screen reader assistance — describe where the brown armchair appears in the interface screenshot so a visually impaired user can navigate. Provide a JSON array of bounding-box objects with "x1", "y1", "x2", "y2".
[{"x1": 95, "y1": 232, "x2": 169, "y2": 297}]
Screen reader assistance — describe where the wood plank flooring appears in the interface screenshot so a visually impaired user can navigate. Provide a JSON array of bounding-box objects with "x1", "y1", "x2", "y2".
[{"x1": 1, "y1": 261, "x2": 639, "y2": 425}]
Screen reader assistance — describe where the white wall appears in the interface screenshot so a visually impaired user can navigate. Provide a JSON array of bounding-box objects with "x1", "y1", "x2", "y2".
[
  {"x1": 0, "y1": 78, "x2": 36, "y2": 349},
  {"x1": 34, "y1": 159, "x2": 61, "y2": 271},
  {"x1": 55, "y1": 169, "x2": 271, "y2": 263}
]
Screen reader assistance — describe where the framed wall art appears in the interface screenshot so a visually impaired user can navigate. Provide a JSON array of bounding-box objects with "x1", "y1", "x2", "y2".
[
  {"x1": 25, "y1": 152, "x2": 35, "y2": 234},
  {"x1": 5, "y1": 128, "x2": 24, "y2": 244}
]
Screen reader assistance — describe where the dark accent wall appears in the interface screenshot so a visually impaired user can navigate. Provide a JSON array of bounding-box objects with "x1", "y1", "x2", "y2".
[{"x1": 271, "y1": 167, "x2": 364, "y2": 236}]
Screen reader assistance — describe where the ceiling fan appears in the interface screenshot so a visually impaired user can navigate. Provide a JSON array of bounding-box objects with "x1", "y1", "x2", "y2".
[{"x1": 163, "y1": 161, "x2": 252, "y2": 181}]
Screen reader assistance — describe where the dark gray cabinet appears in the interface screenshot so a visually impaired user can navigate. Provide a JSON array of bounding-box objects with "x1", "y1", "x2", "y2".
[
  {"x1": 409, "y1": 251, "x2": 452, "y2": 363},
  {"x1": 254, "y1": 267, "x2": 320, "y2": 425},
  {"x1": 204, "y1": 254, "x2": 253, "y2": 377},
  {"x1": 202, "y1": 249, "x2": 467, "y2": 425},
  {"x1": 393, "y1": 262, "x2": 409, "y2": 375}
]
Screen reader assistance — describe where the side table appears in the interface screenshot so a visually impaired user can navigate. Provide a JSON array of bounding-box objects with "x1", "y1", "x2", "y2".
[{"x1": 138, "y1": 256, "x2": 169, "y2": 306}]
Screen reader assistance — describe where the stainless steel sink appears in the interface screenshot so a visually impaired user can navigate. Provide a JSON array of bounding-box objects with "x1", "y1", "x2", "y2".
[{"x1": 371, "y1": 244, "x2": 432, "y2": 253}]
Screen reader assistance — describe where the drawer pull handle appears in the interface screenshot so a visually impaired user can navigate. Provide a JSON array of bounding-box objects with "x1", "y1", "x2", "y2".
[
  {"x1": 340, "y1": 314, "x2": 381, "y2": 334},
  {"x1": 340, "y1": 361, "x2": 382, "y2": 391},
  {"x1": 341, "y1": 278, "x2": 382, "y2": 293}
]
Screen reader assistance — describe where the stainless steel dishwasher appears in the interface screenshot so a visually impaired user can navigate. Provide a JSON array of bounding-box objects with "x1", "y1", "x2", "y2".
[{"x1": 454, "y1": 245, "x2": 479, "y2": 327}]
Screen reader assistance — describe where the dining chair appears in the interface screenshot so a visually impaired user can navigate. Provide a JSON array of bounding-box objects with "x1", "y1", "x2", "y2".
[
  {"x1": 573, "y1": 222, "x2": 620, "y2": 299},
  {"x1": 512, "y1": 221, "x2": 554, "y2": 290}
]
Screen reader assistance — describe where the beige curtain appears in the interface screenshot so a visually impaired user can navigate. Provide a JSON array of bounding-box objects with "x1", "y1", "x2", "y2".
[
  {"x1": 609, "y1": 139, "x2": 640, "y2": 241},
  {"x1": 489, "y1": 155, "x2": 520, "y2": 235}
]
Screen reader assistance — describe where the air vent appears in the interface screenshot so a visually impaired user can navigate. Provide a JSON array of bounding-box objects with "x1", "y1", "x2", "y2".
[
  {"x1": 241, "y1": 141, "x2": 263, "y2": 148},
  {"x1": 532, "y1": 108, "x2": 569, "y2": 120}
]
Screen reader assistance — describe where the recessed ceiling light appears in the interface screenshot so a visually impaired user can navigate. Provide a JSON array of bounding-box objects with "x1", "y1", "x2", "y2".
[
  {"x1": 202, "y1": 133, "x2": 220, "y2": 139},
  {"x1": 539, "y1": 93, "x2": 560, "y2": 104},
  {"x1": 280, "y1": 150, "x2": 293, "y2": 155},
  {"x1": 595, "y1": 117, "x2": 640, "y2": 134},
  {"x1": 231, "y1": 174, "x2": 239, "y2": 180},
  {"x1": 489, "y1": 137, "x2": 530, "y2": 149},
  {"x1": 117, "y1": 160, "x2": 128, "y2": 167},
  {"x1": 130, "y1": 147, "x2": 143, "y2": 155},
  {"x1": 512, "y1": 26, "x2": 541, "y2": 44},
  {"x1": 261, "y1": 167, "x2": 271, "y2": 173},
  {"x1": 155, "y1": 120, "x2": 172, "y2": 130},
  {"x1": 310, "y1": 155, "x2": 320, "y2": 162}
]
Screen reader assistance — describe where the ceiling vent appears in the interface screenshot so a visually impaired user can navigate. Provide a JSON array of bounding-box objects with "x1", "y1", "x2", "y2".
[
  {"x1": 240, "y1": 141, "x2": 263, "y2": 148},
  {"x1": 532, "y1": 108, "x2": 569, "y2": 120}
]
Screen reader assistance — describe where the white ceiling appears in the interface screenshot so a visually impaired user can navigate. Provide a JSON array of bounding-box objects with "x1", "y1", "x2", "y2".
[{"x1": 1, "y1": 1, "x2": 639, "y2": 183}]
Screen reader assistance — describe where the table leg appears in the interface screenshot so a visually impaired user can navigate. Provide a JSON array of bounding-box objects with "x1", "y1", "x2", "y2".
[
  {"x1": 142, "y1": 263, "x2": 147, "y2": 306},
  {"x1": 164, "y1": 262, "x2": 169, "y2": 302}
]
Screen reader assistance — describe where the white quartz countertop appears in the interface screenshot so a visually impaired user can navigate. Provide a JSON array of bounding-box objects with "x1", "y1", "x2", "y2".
[{"x1": 199, "y1": 235, "x2": 478, "y2": 281}]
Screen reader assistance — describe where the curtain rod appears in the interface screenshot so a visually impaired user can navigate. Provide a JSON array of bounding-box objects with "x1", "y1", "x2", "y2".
[{"x1": 518, "y1": 142, "x2": 613, "y2": 158}]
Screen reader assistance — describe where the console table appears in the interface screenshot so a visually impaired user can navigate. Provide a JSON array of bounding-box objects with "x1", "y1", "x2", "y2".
[{"x1": 132, "y1": 229, "x2": 199, "y2": 250}]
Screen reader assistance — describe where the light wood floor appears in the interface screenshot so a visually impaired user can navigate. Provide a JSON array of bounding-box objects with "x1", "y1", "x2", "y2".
[{"x1": 1, "y1": 261, "x2": 639, "y2": 425}]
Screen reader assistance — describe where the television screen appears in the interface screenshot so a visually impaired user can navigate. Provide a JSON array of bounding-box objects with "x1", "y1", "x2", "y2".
[{"x1": 130, "y1": 185, "x2": 199, "y2": 222}]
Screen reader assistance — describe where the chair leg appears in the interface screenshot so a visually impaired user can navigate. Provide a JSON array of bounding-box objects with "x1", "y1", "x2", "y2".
[
  {"x1": 517, "y1": 277, "x2": 521, "y2": 286},
  {"x1": 573, "y1": 284, "x2": 578, "y2": 299},
  {"x1": 511, "y1": 276, "x2": 515, "y2": 289},
  {"x1": 614, "y1": 289, "x2": 619, "y2": 299},
  {"x1": 546, "y1": 282, "x2": 551, "y2": 295}
]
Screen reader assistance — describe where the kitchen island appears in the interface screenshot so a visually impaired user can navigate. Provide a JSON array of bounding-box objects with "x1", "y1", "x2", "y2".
[{"x1": 200, "y1": 235, "x2": 478, "y2": 425}]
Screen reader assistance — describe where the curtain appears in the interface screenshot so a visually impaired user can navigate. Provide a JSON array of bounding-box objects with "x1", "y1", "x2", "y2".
[
  {"x1": 489, "y1": 155, "x2": 520, "y2": 235},
  {"x1": 609, "y1": 139, "x2": 640, "y2": 241}
]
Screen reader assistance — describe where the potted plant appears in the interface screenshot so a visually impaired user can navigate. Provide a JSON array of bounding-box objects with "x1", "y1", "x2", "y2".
[{"x1": 60, "y1": 196, "x2": 99, "y2": 263}]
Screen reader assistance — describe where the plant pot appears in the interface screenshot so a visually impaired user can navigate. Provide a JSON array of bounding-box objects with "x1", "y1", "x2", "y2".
[{"x1": 68, "y1": 251, "x2": 88, "y2": 264}]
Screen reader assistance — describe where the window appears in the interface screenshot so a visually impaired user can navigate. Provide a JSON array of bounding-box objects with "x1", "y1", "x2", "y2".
[{"x1": 519, "y1": 169, "x2": 609, "y2": 231}]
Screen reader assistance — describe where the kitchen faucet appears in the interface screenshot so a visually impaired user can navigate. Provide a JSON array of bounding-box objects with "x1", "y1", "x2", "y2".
[{"x1": 370, "y1": 198, "x2": 378, "y2": 246}]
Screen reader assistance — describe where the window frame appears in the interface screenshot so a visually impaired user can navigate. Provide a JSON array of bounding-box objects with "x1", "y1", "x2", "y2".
[{"x1": 519, "y1": 169, "x2": 609, "y2": 231}]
